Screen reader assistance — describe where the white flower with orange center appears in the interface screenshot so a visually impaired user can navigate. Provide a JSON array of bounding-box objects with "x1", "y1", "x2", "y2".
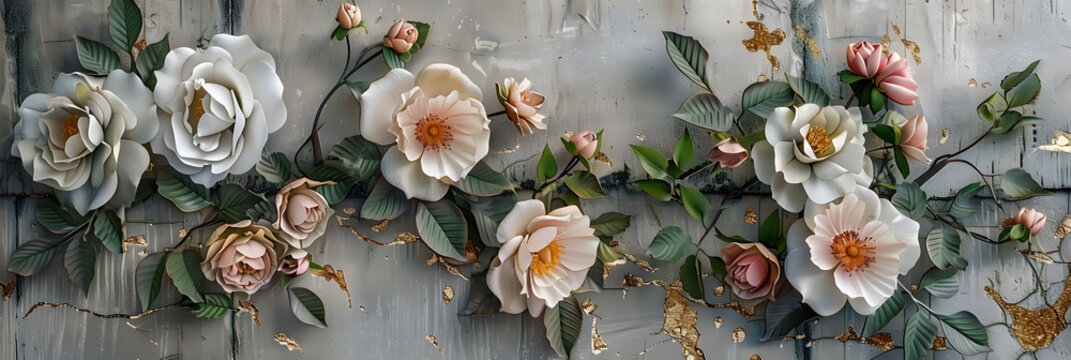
[
  {"x1": 785, "y1": 185, "x2": 920, "y2": 315},
  {"x1": 359, "y1": 64, "x2": 490, "y2": 201},
  {"x1": 486, "y1": 200, "x2": 599, "y2": 317}
]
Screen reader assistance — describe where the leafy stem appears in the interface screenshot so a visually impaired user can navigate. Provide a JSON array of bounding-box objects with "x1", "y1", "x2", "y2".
[
  {"x1": 170, "y1": 219, "x2": 224, "y2": 251},
  {"x1": 912, "y1": 125, "x2": 995, "y2": 186},
  {"x1": 532, "y1": 156, "x2": 580, "y2": 199},
  {"x1": 694, "y1": 176, "x2": 758, "y2": 248}
]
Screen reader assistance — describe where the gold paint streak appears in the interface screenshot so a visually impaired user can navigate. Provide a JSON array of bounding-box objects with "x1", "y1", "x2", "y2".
[
  {"x1": 1056, "y1": 213, "x2": 1071, "y2": 238},
  {"x1": 23, "y1": 302, "x2": 178, "y2": 319},
  {"x1": 1017, "y1": 248, "x2": 1055, "y2": 264},
  {"x1": 442, "y1": 286, "x2": 454, "y2": 304},
  {"x1": 623, "y1": 274, "x2": 753, "y2": 317},
  {"x1": 595, "y1": 152, "x2": 613, "y2": 168},
  {"x1": 591, "y1": 318, "x2": 609, "y2": 354},
  {"x1": 1, "y1": 278, "x2": 15, "y2": 301},
  {"x1": 425, "y1": 254, "x2": 469, "y2": 281},
  {"x1": 123, "y1": 234, "x2": 148, "y2": 253},
  {"x1": 880, "y1": 35, "x2": 892, "y2": 57},
  {"x1": 581, "y1": 298, "x2": 597, "y2": 314},
  {"x1": 426, "y1": 335, "x2": 442, "y2": 351},
  {"x1": 744, "y1": 208, "x2": 758, "y2": 224},
  {"x1": 310, "y1": 264, "x2": 352, "y2": 308},
  {"x1": 793, "y1": 25, "x2": 822, "y2": 60},
  {"x1": 834, "y1": 327, "x2": 897, "y2": 351},
  {"x1": 342, "y1": 207, "x2": 357, "y2": 215},
  {"x1": 742, "y1": 21, "x2": 785, "y2": 71},
  {"x1": 891, "y1": 24, "x2": 922, "y2": 64},
  {"x1": 662, "y1": 282, "x2": 705, "y2": 360},
  {"x1": 985, "y1": 264, "x2": 1071, "y2": 351},
  {"x1": 274, "y1": 333, "x2": 303, "y2": 353},
  {"x1": 238, "y1": 300, "x2": 260, "y2": 326},
  {"x1": 371, "y1": 219, "x2": 389, "y2": 232}
]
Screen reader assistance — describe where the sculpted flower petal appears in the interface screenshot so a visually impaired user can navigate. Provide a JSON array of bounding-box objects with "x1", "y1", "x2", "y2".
[
  {"x1": 487, "y1": 256, "x2": 528, "y2": 314},
  {"x1": 497, "y1": 199, "x2": 546, "y2": 242},
  {"x1": 415, "y1": 63, "x2": 482, "y2": 100},
  {"x1": 380, "y1": 147, "x2": 449, "y2": 201},
  {"x1": 360, "y1": 69, "x2": 417, "y2": 145}
]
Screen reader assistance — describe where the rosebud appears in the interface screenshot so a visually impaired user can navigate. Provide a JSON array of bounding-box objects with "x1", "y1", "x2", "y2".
[
  {"x1": 570, "y1": 131, "x2": 599, "y2": 159},
  {"x1": 384, "y1": 20, "x2": 418, "y2": 53},
  {"x1": 337, "y1": 3, "x2": 361, "y2": 30}
]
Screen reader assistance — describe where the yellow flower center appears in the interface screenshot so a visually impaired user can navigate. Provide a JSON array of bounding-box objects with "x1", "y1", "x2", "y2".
[
  {"x1": 187, "y1": 88, "x2": 208, "y2": 135},
  {"x1": 805, "y1": 126, "x2": 834, "y2": 157},
  {"x1": 529, "y1": 241, "x2": 563, "y2": 276},
  {"x1": 60, "y1": 114, "x2": 81, "y2": 142},
  {"x1": 414, "y1": 114, "x2": 453, "y2": 151},
  {"x1": 829, "y1": 230, "x2": 875, "y2": 273}
]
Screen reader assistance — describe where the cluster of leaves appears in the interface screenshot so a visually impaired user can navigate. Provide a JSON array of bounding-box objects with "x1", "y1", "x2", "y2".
[
  {"x1": 74, "y1": 0, "x2": 169, "y2": 88},
  {"x1": 977, "y1": 61, "x2": 1044, "y2": 134},
  {"x1": 837, "y1": 69, "x2": 885, "y2": 113},
  {"x1": 7, "y1": 205, "x2": 123, "y2": 296},
  {"x1": 382, "y1": 22, "x2": 430, "y2": 69}
]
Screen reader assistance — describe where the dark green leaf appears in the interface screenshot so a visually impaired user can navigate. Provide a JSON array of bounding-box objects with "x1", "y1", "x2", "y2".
[
  {"x1": 136, "y1": 252, "x2": 167, "y2": 311},
  {"x1": 976, "y1": 92, "x2": 1006, "y2": 123},
  {"x1": 192, "y1": 293, "x2": 232, "y2": 319},
  {"x1": 672, "y1": 92, "x2": 734, "y2": 132},
  {"x1": 597, "y1": 242, "x2": 625, "y2": 263},
  {"x1": 456, "y1": 161, "x2": 513, "y2": 196},
  {"x1": 920, "y1": 269, "x2": 958, "y2": 298},
  {"x1": 905, "y1": 308, "x2": 938, "y2": 360},
  {"x1": 382, "y1": 46, "x2": 405, "y2": 68},
  {"x1": 415, "y1": 201, "x2": 468, "y2": 261},
  {"x1": 590, "y1": 212, "x2": 631, "y2": 237},
  {"x1": 410, "y1": 21, "x2": 430, "y2": 51},
  {"x1": 991, "y1": 110, "x2": 1023, "y2": 135},
  {"x1": 166, "y1": 250, "x2": 206, "y2": 303},
  {"x1": 544, "y1": 296, "x2": 583, "y2": 359},
  {"x1": 869, "y1": 85, "x2": 885, "y2": 113},
  {"x1": 926, "y1": 225, "x2": 968, "y2": 270},
  {"x1": 7, "y1": 238, "x2": 64, "y2": 276},
  {"x1": 934, "y1": 311, "x2": 991, "y2": 355},
  {"x1": 92, "y1": 209, "x2": 123, "y2": 254},
  {"x1": 107, "y1": 0, "x2": 142, "y2": 52},
  {"x1": 134, "y1": 34, "x2": 169, "y2": 88},
  {"x1": 538, "y1": 145, "x2": 558, "y2": 182},
  {"x1": 714, "y1": 227, "x2": 749, "y2": 244},
  {"x1": 460, "y1": 271, "x2": 501, "y2": 316},
  {"x1": 35, "y1": 206, "x2": 78, "y2": 234},
  {"x1": 742, "y1": 81, "x2": 793, "y2": 118},
  {"x1": 134, "y1": 178, "x2": 156, "y2": 204},
  {"x1": 157, "y1": 169, "x2": 212, "y2": 212},
  {"x1": 64, "y1": 239, "x2": 96, "y2": 296},
  {"x1": 837, "y1": 69, "x2": 867, "y2": 84},
  {"x1": 630, "y1": 145, "x2": 669, "y2": 179},
  {"x1": 894, "y1": 147, "x2": 910, "y2": 178},
  {"x1": 256, "y1": 152, "x2": 294, "y2": 183},
  {"x1": 949, "y1": 182, "x2": 984, "y2": 220},
  {"x1": 331, "y1": 26, "x2": 349, "y2": 41},
  {"x1": 871, "y1": 124, "x2": 897, "y2": 145},
  {"x1": 1001, "y1": 60, "x2": 1040, "y2": 91},
  {"x1": 346, "y1": 80, "x2": 371, "y2": 99},
  {"x1": 679, "y1": 255, "x2": 704, "y2": 300},
  {"x1": 764, "y1": 289, "x2": 819, "y2": 337},
  {"x1": 892, "y1": 182, "x2": 927, "y2": 220},
  {"x1": 1000, "y1": 168, "x2": 1051, "y2": 199},
  {"x1": 213, "y1": 184, "x2": 262, "y2": 223},
  {"x1": 637, "y1": 179, "x2": 673, "y2": 201},
  {"x1": 245, "y1": 198, "x2": 277, "y2": 223},
  {"x1": 708, "y1": 256, "x2": 727, "y2": 278},
  {"x1": 360, "y1": 177, "x2": 409, "y2": 221},
  {"x1": 289, "y1": 287, "x2": 327, "y2": 328},
  {"x1": 785, "y1": 74, "x2": 830, "y2": 107},
  {"x1": 74, "y1": 36, "x2": 120, "y2": 75},
  {"x1": 328, "y1": 135, "x2": 383, "y2": 181},
  {"x1": 678, "y1": 185, "x2": 708, "y2": 221},
  {"x1": 662, "y1": 31, "x2": 709, "y2": 90},
  {"x1": 1005, "y1": 74, "x2": 1040, "y2": 108},
  {"x1": 305, "y1": 165, "x2": 357, "y2": 205},
  {"x1": 863, "y1": 291, "x2": 905, "y2": 337},
  {"x1": 758, "y1": 210, "x2": 781, "y2": 247},
  {"x1": 737, "y1": 131, "x2": 766, "y2": 148},
  {"x1": 673, "y1": 129, "x2": 695, "y2": 169},
  {"x1": 647, "y1": 226, "x2": 693, "y2": 262},
  {"x1": 564, "y1": 171, "x2": 606, "y2": 199}
]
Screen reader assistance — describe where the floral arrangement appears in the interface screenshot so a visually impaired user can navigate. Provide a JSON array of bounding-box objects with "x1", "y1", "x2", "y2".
[{"x1": 5, "y1": 1, "x2": 1061, "y2": 359}]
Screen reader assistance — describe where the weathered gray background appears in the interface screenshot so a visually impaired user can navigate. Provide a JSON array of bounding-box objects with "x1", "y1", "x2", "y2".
[{"x1": 2, "y1": 0, "x2": 1071, "y2": 359}]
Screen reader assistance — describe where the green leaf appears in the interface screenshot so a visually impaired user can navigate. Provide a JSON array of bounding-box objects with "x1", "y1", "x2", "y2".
[
  {"x1": 764, "y1": 289, "x2": 819, "y2": 337},
  {"x1": 305, "y1": 165, "x2": 357, "y2": 205},
  {"x1": 213, "y1": 184, "x2": 262, "y2": 223},
  {"x1": 460, "y1": 271, "x2": 501, "y2": 316},
  {"x1": 785, "y1": 74, "x2": 830, "y2": 107},
  {"x1": 35, "y1": 206, "x2": 78, "y2": 234},
  {"x1": 679, "y1": 255, "x2": 704, "y2": 300},
  {"x1": 714, "y1": 227, "x2": 749, "y2": 244},
  {"x1": 869, "y1": 86, "x2": 884, "y2": 113},
  {"x1": 136, "y1": 252, "x2": 167, "y2": 311},
  {"x1": 134, "y1": 33, "x2": 169, "y2": 88},
  {"x1": 862, "y1": 291, "x2": 905, "y2": 337},
  {"x1": 590, "y1": 212, "x2": 631, "y2": 237},
  {"x1": 134, "y1": 178, "x2": 156, "y2": 204},
  {"x1": 74, "y1": 36, "x2": 120, "y2": 75},
  {"x1": 871, "y1": 124, "x2": 897, "y2": 145},
  {"x1": 360, "y1": 178, "x2": 409, "y2": 221},
  {"x1": 166, "y1": 250, "x2": 206, "y2": 303},
  {"x1": 456, "y1": 161, "x2": 512, "y2": 196},
  {"x1": 892, "y1": 182, "x2": 927, "y2": 220},
  {"x1": 630, "y1": 145, "x2": 669, "y2": 179},
  {"x1": 1006, "y1": 73, "x2": 1041, "y2": 108},
  {"x1": 934, "y1": 311, "x2": 991, "y2": 355},
  {"x1": 837, "y1": 69, "x2": 867, "y2": 84},
  {"x1": 926, "y1": 225, "x2": 968, "y2": 270},
  {"x1": 708, "y1": 256, "x2": 727, "y2": 278},
  {"x1": 255, "y1": 152, "x2": 294, "y2": 183},
  {"x1": 564, "y1": 171, "x2": 606, "y2": 199},
  {"x1": 331, "y1": 26, "x2": 349, "y2": 41},
  {"x1": 107, "y1": 0, "x2": 142, "y2": 52},
  {"x1": 673, "y1": 129, "x2": 695, "y2": 169},
  {"x1": 288, "y1": 287, "x2": 328, "y2": 328},
  {"x1": 245, "y1": 198, "x2": 277, "y2": 223},
  {"x1": 382, "y1": 46, "x2": 406, "y2": 68},
  {"x1": 328, "y1": 135, "x2": 383, "y2": 181},
  {"x1": 410, "y1": 21, "x2": 431, "y2": 51},
  {"x1": 920, "y1": 269, "x2": 958, "y2": 298},
  {"x1": 597, "y1": 242, "x2": 626, "y2": 263},
  {"x1": 537, "y1": 145, "x2": 558, "y2": 182},
  {"x1": 157, "y1": 169, "x2": 212, "y2": 212},
  {"x1": 647, "y1": 226, "x2": 693, "y2": 262},
  {"x1": 192, "y1": 293, "x2": 233, "y2": 319},
  {"x1": 1001, "y1": 168, "x2": 1051, "y2": 199},
  {"x1": 976, "y1": 92, "x2": 1006, "y2": 123},
  {"x1": 1001, "y1": 60, "x2": 1040, "y2": 91},
  {"x1": 544, "y1": 296, "x2": 583, "y2": 359},
  {"x1": 92, "y1": 209, "x2": 123, "y2": 254},
  {"x1": 345, "y1": 80, "x2": 371, "y2": 99},
  {"x1": 949, "y1": 182, "x2": 984, "y2": 220},
  {"x1": 741, "y1": 81, "x2": 793, "y2": 118},
  {"x1": 905, "y1": 308, "x2": 938, "y2": 360},
  {"x1": 662, "y1": 31, "x2": 709, "y2": 90},
  {"x1": 64, "y1": 239, "x2": 96, "y2": 296},
  {"x1": 637, "y1": 179, "x2": 673, "y2": 201},
  {"x1": 415, "y1": 201, "x2": 468, "y2": 261},
  {"x1": 737, "y1": 131, "x2": 766, "y2": 148},
  {"x1": 678, "y1": 185, "x2": 708, "y2": 221},
  {"x1": 758, "y1": 210, "x2": 782, "y2": 248},
  {"x1": 7, "y1": 239, "x2": 64, "y2": 276},
  {"x1": 468, "y1": 193, "x2": 516, "y2": 248},
  {"x1": 671, "y1": 92, "x2": 734, "y2": 132},
  {"x1": 894, "y1": 147, "x2": 910, "y2": 178},
  {"x1": 991, "y1": 110, "x2": 1023, "y2": 135}
]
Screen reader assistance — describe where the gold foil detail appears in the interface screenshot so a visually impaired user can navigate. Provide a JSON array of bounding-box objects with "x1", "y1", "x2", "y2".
[
  {"x1": 713, "y1": 286, "x2": 724, "y2": 297},
  {"x1": 123, "y1": 234, "x2": 148, "y2": 253},
  {"x1": 1040, "y1": 130, "x2": 1071, "y2": 154},
  {"x1": 968, "y1": 78, "x2": 978, "y2": 87},
  {"x1": 745, "y1": 208, "x2": 758, "y2": 224},
  {"x1": 342, "y1": 207, "x2": 356, "y2": 215},
  {"x1": 731, "y1": 327, "x2": 746, "y2": 343},
  {"x1": 756, "y1": 74, "x2": 768, "y2": 82},
  {"x1": 1055, "y1": 213, "x2": 1071, "y2": 239},
  {"x1": 426, "y1": 335, "x2": 441, "y2": 351},
  {"x1": 880, "y1": 35, "x2": 892, "y2": 57},
  {"x1": 442, "y1": 286, "x2": 454, "y2": 304},
  {"x1": 834, "y1": 327, "x2": 896, "y2": 351},
  {"x1": 581, "y1": 297, "x2": 597, "y2": 314},
  {"x1": 982, "y1": 81, "x2": 992, "y2": 88},
  {"x1": 713, "y1": 317, "x2": 723, "y2": 328},
  {"x1": 1, "y1": 278, "x2": 14, "y2": 301},
  {"x1": 238, "y1": 300, "x2": 259, "y2": 326},
  {"x1": 595, "y1": 152, "x2": 614, "y2": 168},
  {"x1": 793, "y1": 25, "x2": 821, "y2": 60},
  {"x1": 371, "y1": 219, "x2": 389, "y2": 232},
  {"x1": 623, "y1": 274, "x2": 753, "y2": 317},
  {"x1": 635, "y1": 133, "x2": 646, "y2": 141},
  {"x1": 985, "y1": 264, "x2": 1071, "y2": 351},
  {"x1": 662, "y1": 282, "x2": 705, "y2": 360},
  {"x1": 1017, "y1": 248, "x2": 1055, "y2": 264},
  {"x1": 932, "y1": 336, "x2": 948, "y2": 351},
  {"x1": 426, "y1": 254, "x2": 469, "y2": 281},
  {"x1": 750, "y1": 355, "x2": 762, "y2": 360},
  {"x1": 274, "y1": 332, "x2": 302, "y2": 353},
  {"x1": 940, "y1": 128, "x2": 950, "y2": 144},
  {"x1": 339, "y1": 216, "x2": 418, "y2": 247},
  {"x1": 177, "y1": 228, "x2": 187, "y2": 238},
  {"x1": 133, "y1": 39, "x2": 147, "y2": 51},
  {"x1": 742, "y1": 21, "x2": 785, "y2": 71},
  {"x1": 591, "y1": 318, "x2": 609, "y2": 354},
  {"x1": 310, "y1": 264, "x2": 352, "y2": 308},
  {"x1": 464, "y1": 240, "x2": 480, "y2": 262},
  {"x1": 891, "y1": 24, "x2": 921, "y2": 64}
]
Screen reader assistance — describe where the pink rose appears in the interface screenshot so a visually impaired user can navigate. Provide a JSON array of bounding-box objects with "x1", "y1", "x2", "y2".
[
  {"x1": 898, "y1": 115, "x2": 929, "y2": 163},
  {"x1": 384, "y1": 20, "x2": 418, "y2": 53},
  {"x1": 274, "y1": 178, "x2": 335, "y2": 249},
  {"x1": 200, "y1": 220, "x2": 285, "y2": 294},
  {"x1": 496, "y1": 78, "x2": 547, "y2": 135},
  {"x1": 719, "y1": 242, "x2": 781, "y2": 301},
  {"x1": 570, "y1": 131, "x2": 599, "y2": 159},
  {"x1": 336, "y1": 3, "x2": 361, "y2": 30},
  {"x1": 708, "y1": 138, "x2": 748, "y2": 168},
  {"x1": 279, "y1": 249, "x2": 311, "y2": 276},
  {"x1": 1012, "y1": 208, "x2": 1046, "y2": 236},
  {"x1": 845, "y1": 40, "x2": 919, "y2": 106}
]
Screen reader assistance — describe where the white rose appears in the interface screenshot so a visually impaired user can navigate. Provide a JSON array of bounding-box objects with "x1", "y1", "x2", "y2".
[
  {"x1": 359, "y1": 64, "x2": 490, "y2": 201},
  {"x1": 751, "y1": 104, "x2": 868, "y2": 212},
  {"x1": 152, "y1": 34, "x2": 286, "y2": 186},
  {"x1": 12, "y1": 71, "x2": 157, "y2": 215}
]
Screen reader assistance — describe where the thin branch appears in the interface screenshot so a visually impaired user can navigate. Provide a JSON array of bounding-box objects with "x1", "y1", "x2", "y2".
[{"x1": 23, "y1": 301, "x2": 183, "y2": 319}]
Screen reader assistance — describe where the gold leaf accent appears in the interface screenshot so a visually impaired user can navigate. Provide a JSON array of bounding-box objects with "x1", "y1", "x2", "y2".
[
  {"x1": 635, "y1": 133, "x2": 647, "y2": 141},
  {"x1": 1056, "y1": 214, "x2": 1071, "y2": 239},
  {"x1": 425, "y1": 254, "x2": 469, "y2": 281},
  {"x1": 1017, "y1": 248, "x2": 1055, "y2": 264},
  {"x1": 177, "y1": 228, "x2": 187, "y2": 238},
  {"x1": 985, "y1": 264, "x2": 1071, "y2": 351},
  {"x1": 581, "y1": 297, "x2": 597, "y2": 314},
  {"x1": 594, "y1": 152, "x2": 613, "y2": 168},
  {"x1": 891, "y1": 24, "x2": 922, "y2": 64},
  {"x1": 939, "y1": 128, "x2": 950, "y2": 144},
  {"x1": 880, "y1": 35, "x2": 892, "y2": 57},
  {"x1": 371, "y1": 219, "x2": 389, "y2": 232},
  {"x1": 464, "y1": 240, "x2": 480, "y2": 262},
  {"x1": 756, "y1": 74, "x2": 768, "y2": 82},
  {"x1": 133, "y1": 39, "x2": 147, "y2": 51},
  {"x1": 237, "y1": 300, "x2": 259, "y2": 326},
  {"x1": 310, "y1": 264, "x2": 352, "y2": 308},
  {"x1": 713, "y1": 286, "x2": 724, "y2": 297},
  {"x1": 742, "y1": 21, "x2": 785, "y2": 71},
  {"x1": 932, "y1": 336, "x2": 948, "y2": 351},
  {"x1": 982, "y1": 81, "x2": 992, "y2": 88},
  {"x1": 122, "y1": 234, "x2": 148, "y2": 253},
  {"x1": 731, "y1": 328, "x2": 746, "y2": 343},
  {"x1": 744, "y1": 208, "x2": 758, "y2": 224},
  {"x1": 591, "y1": 317, "x2": 609, "y2": 354},
  {"x1": 713, "y1": 317, "x2": 723, "y2": 328},
  {"x1": 834, "y1": 327, "x2": 897, "y2": 351},
  {"x1": 968, "y1": 78, "x2": 978, "y2": 87},
  {"x1": 426, "y1": 334, "x2": 441, "y2": 352},
  {"x1": 750, "y1": 355, "x2": 762, "y2": 360},
  {"x1": 662, "y1": 282, "x2": 705, "y2": 360},
  {"x1": 342, "y1": 207, "x2": 357, "y2": 215},
  {"x1": 623, "y1": 274, "x2": 753, "y2": 317},
  {"x1": 274, "y1": 332, "x2": 302, "y2": 353},
  {"x1": 793, "y1": 25, "x2": 822, "y2": 60},
  {"x1": 1, "y1": 278, "x2": 15, "y2": 301},
  {"x1": 442, "y1": 286, "x2": 454, "y2": 304},
  {"x1": 339, "y1": 217, "x2": 419, "y2": 247}
]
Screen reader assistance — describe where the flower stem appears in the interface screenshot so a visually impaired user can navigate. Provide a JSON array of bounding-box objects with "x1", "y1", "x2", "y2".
[
  {"x1": 866, "y1": 145, "x2": 894, "y2": 154},
  {"x1": 912, "y1": 125, "x2": 995, "y2": 186},
  {"x1": 487, "y1": 109, "x2": 508, "y2": 118},
  {"x1": 532, "y1": 156, "x2": 580, "y2": 199},
  {"x1": 171, "y1": 219, "x2": 224, "y2": 251},
  {"x1": 694, "y1": 177, "x2": 758, "y2": 248}
]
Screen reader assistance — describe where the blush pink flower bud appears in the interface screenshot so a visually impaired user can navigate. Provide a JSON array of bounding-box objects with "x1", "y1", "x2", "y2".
[
  {"x1": 279, "y1": 249, "x2": 311, "y2": 276},
  {"x1": 1011, "y1": 208, "x2": 1046, "y2": 236},
  {"x1": 709, "y1": 138, "x2": 748, "y2": 168},
  {"x1": 337, "y1": 3, "x2": 361, "y2": 30},
  {"x1": 384, "y1": 20, "x2": 418, "y2": 53},
  {"x1": 570, "y1": 131, "x2": 599, "y2": 159},
  {"x1": 898, "y1": 115, "x2": 930, "y2": 163},
  {"x1": 719, "y1": 242, "x2": 781, "y2": 301},
  {"x1": 846, "y1": 40, "x2": 919, "y2": 106}
]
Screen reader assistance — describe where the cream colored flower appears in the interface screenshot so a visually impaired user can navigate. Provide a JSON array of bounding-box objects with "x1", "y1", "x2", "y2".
[
  {"x1": 359, "y1": 64, "x2": 490, "y2": 201},
  {"x1": 274, "y1": 178, "x2": 335, "y2": 249},
  {"x1": 751, "y1": 104, "x2": 868, "y2": 212},
  {"x1": 785, "y1": 185, "x2": 920, "y2": 315},
  {"x1": 200, "y1": 220, "x2": 286, "y2": 294},
  {"x1": 12, "y1": 71, "x2": 157, "y2": 215},
  {"x1": 336, "y1": 3, "x2": 361, "y2": 30},
  {"x1": 152, "y1": 34, "x2": 286, "y2": 187},
  {"x1": 486, "y1": 200, "x2": 599, "y2": 317},
  {"x1": 495, "y1": 77, "x2": 546, "y2": 135}
]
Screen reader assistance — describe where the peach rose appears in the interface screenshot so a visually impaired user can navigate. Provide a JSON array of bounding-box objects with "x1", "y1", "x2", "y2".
[
  {"x1": 279, "y1": 248, "x2": 311, "y2": 276},
  {"x1": 845, "y1": 40, "x2": 919, "y2": 106},
  {"x1": 200, "y1": 220, "x2": 286, "y2": 294},
  {"x1": 1011, "y1": 208, "x2": 1046, "y2": 236},
  {"x1": 274, "y1": 178, "x2": 335, "y2": 249},
  {"x1": 495, "y1": 78, "x2": 546, "y2": 135},
  {"x1": 570, "y1": 131, "x2": 599, "y2": 159},
  {"x1": 719, "y1": 242, "x2": 781, "y2": 301},
  {"x1": 384, "y1": 20, "x2": 418, "y2": 53},
  {"x1": 709, "y1": 138, "x2": 748, "y2": 168},
  {"x1": 337, "y1": 3, "x2": 361, "y2": 30},
  {"x1": 897, "y1": 115, "x2": 929, "y2": 163}
]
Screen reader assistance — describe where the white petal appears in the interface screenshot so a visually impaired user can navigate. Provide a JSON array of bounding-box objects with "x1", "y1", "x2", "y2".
[
  {"x1": 380, "y1": 147, "x2": 448, "y2": 201},
  {"x1": 785, "y1": 246, "x2": 847, "y2": 316},
  {"x1": 879, "y1": 200, "x2": 921, "y2": 274},
  {"x1": 771, "y1": 175, "x2": 807, "y2": 212},
  {"x1": 751, "y1": 141, "x2": 776, "y2": 184},
  {"x1": 101, "y1": 70, "x2": 158, "y2": 143},
  {"x1": 496, "y1": 199, "x2": 545, "y2": 243},
  {"x1": 209, "y1": 34, "x2": 276, "y2": 71},
  {"x1": 765, "y1": 107, "x2": 793, "y2": 142},
  {"x1": 848, "y1": 296, "x2": 882, "y2": 315},
  {"x1": 487, "y1": 257, "x2": 527, "y2": 314},
  {"x1": 801, "y1": 175, "x2": 853, "y2": 205},
  {"x1": 415, "y1": 63, "x2": 482, "y2": 100},
  {"x1": 240, "y1": 59, "x2": 286, "y2": 133},
  {"x1": 360, "y1": 69, "x2": 416, "y2": 145}
]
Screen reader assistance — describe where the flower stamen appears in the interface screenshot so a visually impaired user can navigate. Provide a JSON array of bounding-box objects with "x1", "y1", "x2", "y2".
[
  {"x1": 829, "y1": 229, "x2": 875, "y2": 273},
  {"x1": 529, "y1": 241, "x2": 563, "y2": 276},
  {"x1": 60, "y1": 114, "x2": 81, "y2": 142},
  {"x1": 805, "y1": 126, "x2": 834, "y2": 157},
  {"x1": 414, "y1": 114, "x2": 454, "y2": 151}
]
